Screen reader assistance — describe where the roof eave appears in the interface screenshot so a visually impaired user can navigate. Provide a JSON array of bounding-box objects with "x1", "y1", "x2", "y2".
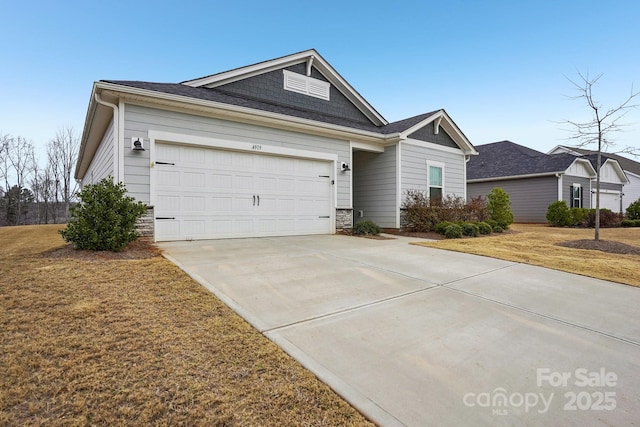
[
  {"x1": 97, "y1": 81, "x2": 396, "y2": 143},
  {"x1": 468, "y1": 171, "x2": 564, "y2": 183}
]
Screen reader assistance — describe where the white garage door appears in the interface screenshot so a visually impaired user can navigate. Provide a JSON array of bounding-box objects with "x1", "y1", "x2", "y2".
[
  {"x1": 154, "y1": 143, "x2": 333, "y2": 241},
  {"x1": 593, "y1": 191, "x2": 621, "y2": 212}
]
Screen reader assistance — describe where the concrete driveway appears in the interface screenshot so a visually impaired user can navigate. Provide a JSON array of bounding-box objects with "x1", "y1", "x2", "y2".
[{"x1": 159, "y1": 234, "x2": 640, "y2": 426}]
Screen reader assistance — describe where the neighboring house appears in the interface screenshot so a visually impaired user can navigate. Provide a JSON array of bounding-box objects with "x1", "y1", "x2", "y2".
[
  {"x1": 467, "y1": 141, "x2": 628, "y2": 222},
  {"x1": 549, "y1": 145, "x2": 640, "y2": 211},
  {"x1": 76, "y1": 49, "x2": 477, "y2": 241}
]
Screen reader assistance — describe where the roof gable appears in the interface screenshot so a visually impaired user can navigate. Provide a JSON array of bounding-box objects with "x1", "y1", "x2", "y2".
[
  {"x1": 182, "y1": 49, "x2": 388, "y2": 127},
  {"x1": 393, "y1": 110, "x2": 476, "y2": 154},
  {"x1": 209, "y1": 62, "x2": 375, "y2": 126}
]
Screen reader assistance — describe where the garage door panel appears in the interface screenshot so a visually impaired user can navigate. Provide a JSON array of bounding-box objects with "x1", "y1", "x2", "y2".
[
  {"x1": 210, "y1": 173, "x2": 233, "y2": 189},
  {"x1": 211, "y1": 196, "x2": 233, "y2": 211},
  {"x1": 184, "y1": 196, "x2": 205, "y2": 211},
  {"x1": 157, "y1": 170, "x2": 180, "y2": 186},
  {"x1": 234, "y1": 174, "x2": 254, "y2": 190},
  {"x1": 183, "y1": 172, "x2": 205, "y2": 188},
  {"x1": 154, "y1": 143, "x2": 333, "y2": 241}
]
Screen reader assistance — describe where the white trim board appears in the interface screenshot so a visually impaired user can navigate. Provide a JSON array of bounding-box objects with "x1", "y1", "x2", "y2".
[{"x1": 147, "y1": 130, "x2": 338, "y2": 162}]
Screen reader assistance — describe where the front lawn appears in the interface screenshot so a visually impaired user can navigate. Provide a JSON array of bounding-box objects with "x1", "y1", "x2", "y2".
[
  {"x1": 0, "y1": 225, "x2": 373, "y2": 426},
  {"x1": 413, "y1": 223, "x2": 640, "y2": 287}
]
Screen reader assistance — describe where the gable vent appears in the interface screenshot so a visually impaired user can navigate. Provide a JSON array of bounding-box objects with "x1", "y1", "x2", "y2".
[{"x1": 283, "y1": 70, "x2": 330, "y2": 101}]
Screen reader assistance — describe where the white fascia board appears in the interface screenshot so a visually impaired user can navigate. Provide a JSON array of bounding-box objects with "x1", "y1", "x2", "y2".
[
  {"x1": 76, "y1": 83, "x2": 118, "y2": 180},
  {"x1": 566, "y1": 158, "x2": 597, "y2": 178},
  {"x1": 181, "y1": 50, "x2": 388, "y2": 126},
  {"x1": 602, "y1": 159, "x2": 630, "y2": 184},
  {"x1": 625, "y1": 170, "x2": 640, "y2": 179},
  {"x1": 351, "y1": 141, "x2": 385, "y2": 153},
  {"x1": 96, "y1": 82, "x2": 393, "y2": 143},
  {"x1": 76, "y1": 84, "x2": 99, "y2": 178},
  {"x1": 402, "y1": 137, "x2": 468, "y2": 156},
  {"x1": 182, "y1": 50, "x2": 316, "y2": 87},
  {"x1": 548, "y1": 145, "x2": 582, "y2": 156},
  {"x1": 467, "y1": 172, "x2": 562, "y2": 183},
  {"x1": 399, "y1": 110, "x2": 477, "y2": 155},
  {"x1": 149, "y1": 130, "x2": 338, "y2": 162}
]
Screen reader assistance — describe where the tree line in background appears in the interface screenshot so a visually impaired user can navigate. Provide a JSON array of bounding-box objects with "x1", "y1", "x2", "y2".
[{"x1": 0, "y1": 127, "x2": 79, "y2": 226}]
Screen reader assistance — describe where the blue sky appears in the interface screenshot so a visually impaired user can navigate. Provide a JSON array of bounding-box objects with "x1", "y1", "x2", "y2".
[{"x1": 1, "y1": 0, "x2": 639, "y2": 162}]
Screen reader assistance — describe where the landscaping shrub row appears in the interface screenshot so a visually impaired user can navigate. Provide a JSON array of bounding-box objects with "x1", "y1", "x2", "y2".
[
  {"x1": 402, "y1": 188, "x2": 513, "y2": 233},
  {"x1": 621, "y1": 219, "x2": 640, "y2": 227},
  {"x1": 546, "y1": 201, "x2": 625, "y2": 228},
  {"x1": 434, "y1": 220, "x2": 503, "y2": 239}
]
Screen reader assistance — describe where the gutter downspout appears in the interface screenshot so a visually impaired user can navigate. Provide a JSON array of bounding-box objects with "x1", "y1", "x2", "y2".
[{"x1": 94, "y1": 92, "x2": 119, "y2": 182}]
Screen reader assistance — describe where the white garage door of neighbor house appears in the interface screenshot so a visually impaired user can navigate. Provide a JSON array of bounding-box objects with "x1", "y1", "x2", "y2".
[
  {"x1": 593, "y1": 192, "x2": 621, "y2": 212},
  {"x1": 153, "y1": 143, "x2": 334, "y2": 241}
]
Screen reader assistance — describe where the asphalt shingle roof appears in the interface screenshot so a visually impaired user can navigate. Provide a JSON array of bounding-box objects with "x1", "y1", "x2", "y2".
[
  {"x1": 102, "y1": 80, "x2": 440, "y2": 135},
  {"x1": 467, "y1": 140, "x2": 593, "y2": 180}
]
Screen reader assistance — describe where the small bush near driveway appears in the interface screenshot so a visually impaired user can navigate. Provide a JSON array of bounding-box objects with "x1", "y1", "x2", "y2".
[{"x1": 352, "y1": 219, "x2": 381, "y2": 236}]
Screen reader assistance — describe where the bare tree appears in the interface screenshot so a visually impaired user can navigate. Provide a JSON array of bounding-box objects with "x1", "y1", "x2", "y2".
[
  {"x1": 6, "y1": 136, "x2": 35, "y2": 225},
  {"x1": 562, "y1": 72, "x2": 639, "y2": 241},
  {"x1": 47, "y1": 126, "x2": 79, "y2": 221},
  {"x1": 28, "y1": 149, "x2": 43, "y2": 224},
  {"x1": 0, "y1": 133, "x2": 10, "y2": 195}
]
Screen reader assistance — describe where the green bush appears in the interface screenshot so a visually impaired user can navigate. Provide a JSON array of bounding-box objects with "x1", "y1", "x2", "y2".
[
  {"x1": 570, "y1": 207, "x2": 590, "y2": 227},
  {"x1": 636, "y1": 220, "x2": 640, "y2": 227},
  {"x1": 626, "y1": 198, "x2": 640, "y2": 220},
  {"x1": 434, "y1": 221, "x2": 455, "y2": 235},
  {"x1": 59, "y1": 178, "x2": 147, "y2": 252},
  {"x1": 444, "y1": 224, "x2": 463, "y2": 239},
  {"x1": 546, "y1": 201, "x2": 572, "y2": 227},
  {"x1": 621, "y1": 219, "x2": 635, "y2": 227},
  {"x1": 492, "y1": 225, "x2": 504, "y2": 233},
  {"x1": 352, "y1": 219, "x2": 381, "y2": 236},
  {"x1": 487, "y1": 188, "x2": 514, "y2": 229},
  {"x1": 461, "y1": 222, "x2": 479, "y2": 237},
  {"x1": 477, "y1": 222, "x2": 492, "y2": 235}
]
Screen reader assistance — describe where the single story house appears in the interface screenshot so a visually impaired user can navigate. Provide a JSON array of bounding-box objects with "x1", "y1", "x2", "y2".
[
  {"x1": 467, "y1": 141, "x2": 628, "y2": 222},
  {"x1": 549, "y1": 145, "x2": 640, "y2": 211},
  {"x1": 76, "y1": 49, "x2": 477, "y2": 241}
]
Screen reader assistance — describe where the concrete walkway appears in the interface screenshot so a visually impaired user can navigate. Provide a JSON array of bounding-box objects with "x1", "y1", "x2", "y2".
[{"x1": 159, "y1": 234, "x2": 640, "y2": 426}]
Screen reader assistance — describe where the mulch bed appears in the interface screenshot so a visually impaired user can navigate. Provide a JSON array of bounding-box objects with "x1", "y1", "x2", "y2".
[
  {"x1": 557, "y1": 239, "x2": 640, "y2": 255},
  {"x1": 46, "y1": 238, "x2": 163, "y2": 260}
]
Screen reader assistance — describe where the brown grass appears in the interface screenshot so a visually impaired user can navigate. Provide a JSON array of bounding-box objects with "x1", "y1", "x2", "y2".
[
  {"x1": 413, "y1": 223, "x2": 640, "y2": 287},
  {"x1": 0, "y1": 225, "x2": 374, "y2": 426}
]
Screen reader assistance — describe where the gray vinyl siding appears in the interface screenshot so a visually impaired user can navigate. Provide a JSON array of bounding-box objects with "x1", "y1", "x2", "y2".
[
  {"x1": 400, "y1": 141, "x2": 465, "y2": 199},
  {"x1": 597, "y1": 181, "x2": 623, "y2": 192},
  {"x1": 407, "y1": 125, "x2": 458, "y2": 149},
  {"x1": 467, "y1": 176, "x2": 558, "y2": 223},
  {"x1": 622, "y1": 173, "x2": 640, "y2": 210},
  {"x1": 83, "y1": 119, "x2": 114, "y2": 186},
  {"x1": 123, "y1": 103, "x2": 351, "y2": 206},
  {"x1": 353, "y1": 146, "x2": 397, "y2": 228},
  {"x1": 563, "y1": 176, "x2": 592, "y2": 209}
]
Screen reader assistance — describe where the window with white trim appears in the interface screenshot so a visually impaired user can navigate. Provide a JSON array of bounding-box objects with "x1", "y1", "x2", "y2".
[
  {"x1": 427, "y1": 161, "x2": 445, "y2": 201},
  {"x1": 570, "y1": 184, "x2": 583, "y2": 208}
]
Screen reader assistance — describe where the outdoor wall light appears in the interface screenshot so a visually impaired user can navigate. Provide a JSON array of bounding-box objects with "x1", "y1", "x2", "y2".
[
  {"x1": 341, "y1": 161, "x2": 351, "y2": 172},
  {"x1": 132, "y1": 137, "x2": 145, "y2": 151}
]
